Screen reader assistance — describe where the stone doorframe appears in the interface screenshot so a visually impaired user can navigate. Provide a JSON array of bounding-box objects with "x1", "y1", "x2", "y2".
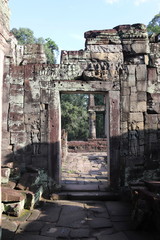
[{"x1": 48, "y1": 80, "x2": 120, "y2": 190}]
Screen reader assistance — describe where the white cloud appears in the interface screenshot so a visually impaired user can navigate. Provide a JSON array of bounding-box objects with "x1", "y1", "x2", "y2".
[{"x1": 104, "y1": 0, "x2": 120, "y2": 4}]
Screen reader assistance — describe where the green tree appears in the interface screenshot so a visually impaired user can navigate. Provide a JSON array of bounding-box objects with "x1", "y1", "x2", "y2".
[
  {"x1": 11, "y1": 28, "x2": 36, "y2": 44},
  {"x1": 147, "y1": 12, "x2": 160, "y2": 34},
  {"x1": 44, "y1": 38, "x2": 58, "y2": 64},
  {"x1": 11, "y1": 28, "x2": 59, "y2": 63},
  {"x1": 61, "y1": 94, "x2": 89, "y2": 141}
]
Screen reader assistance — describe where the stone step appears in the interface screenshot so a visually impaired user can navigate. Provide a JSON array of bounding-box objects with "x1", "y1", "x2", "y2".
[
  {"x1": 144, "y1": 180, "x2": 160, "y2": 193},
  {"x1": 61, "y1": 184, "x2": 109, "y2": 192},
  {"x1": 51, "y1": 191, "x2": 119, "y2": 201}
]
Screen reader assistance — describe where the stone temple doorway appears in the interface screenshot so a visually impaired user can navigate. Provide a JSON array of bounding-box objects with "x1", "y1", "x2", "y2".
[
  {"x1": 49, "y1": 81, "x2": 120, "y2": 191},
  {"x1": 60, "y1": 93, "x2": 108, "y2": 193}
]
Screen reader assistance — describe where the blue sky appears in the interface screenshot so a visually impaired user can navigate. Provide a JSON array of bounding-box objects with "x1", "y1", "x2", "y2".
[{"x1": 9, "y1": 0, "x2": 160, "y2": 52}]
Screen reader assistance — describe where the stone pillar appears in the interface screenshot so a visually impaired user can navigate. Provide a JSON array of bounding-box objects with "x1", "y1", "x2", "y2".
[
  {"x1": 104, "y1": 96, "x2": 108, "y2": 138},
  {"x1": 48, "y1": 89, "x2": 61, "y2": 185},
  {"x1": 108, "y1": 91, "x2": 120, "y2": 190},
  {"x1": 89, "y1": 111, "x2": 96, "y2": 139},
  {"x1": 88, "y1": 94, "x2": 96, "y2": 139}
]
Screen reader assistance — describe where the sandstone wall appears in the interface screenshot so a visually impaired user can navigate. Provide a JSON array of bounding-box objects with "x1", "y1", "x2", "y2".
[{"x1": 2, "y1": 23, "x2": 160, "y2": 188}]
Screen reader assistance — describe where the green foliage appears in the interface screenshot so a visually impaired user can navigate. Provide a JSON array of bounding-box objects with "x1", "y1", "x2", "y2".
[
  {"x1": 96, "y1": 113, "x2": 105, "y2": 138},
  {"x1": 61, "y1": 94, "x2": 89, "y2": 141},
  {"x1": 147, "y1": 12, "x2": 160, "y2": 34},
  {"x1": 94, "y1": 94, "x2": 105, "y2": 105},
  {"x1": 44, "y1": 38, "x2": 59, "y2": 64},
  {"x1": 11, "y1": 28, "x2": 59, "y2": 64},
  {"x1": 11, "y1": 28, "x2": 36, "y2": 44}
]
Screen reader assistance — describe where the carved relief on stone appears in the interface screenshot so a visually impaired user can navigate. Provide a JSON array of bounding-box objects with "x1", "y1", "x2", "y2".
[
  {"x1": 129, "y1": 121, "x2": 139, "y2": 157},
  {"x1": 31, "y1": 121, "x2": 40, "y2": 155},
  {"x1": 82, "y1": 60, "x2": 121, "y2": 81}
]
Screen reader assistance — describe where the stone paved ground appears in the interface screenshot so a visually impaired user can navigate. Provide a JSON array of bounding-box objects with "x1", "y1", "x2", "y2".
[
  {"x1": 2, "y1": 153, "x2": 159, "y2": 239},
  {"x1": 2, "y1": 200, "x2": 159, "y2": 240},
  {"x1": 62, "y1": 152, "x2": 108, "y2": 187}
]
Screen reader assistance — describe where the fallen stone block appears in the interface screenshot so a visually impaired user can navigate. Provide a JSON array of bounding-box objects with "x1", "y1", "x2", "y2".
[
  {"x1": 3, "y1": 200, "x2": 25, "y2": 217},
  {"x1": 2, "y1": 187, "x2": 26, "y2": 202},
  {"x1": 20, "y1": 190, "x2": 35, "y2": 210},
  {"x1": 1, "y1": 167, "x2": 11, "y2": 184},
  {"x1": 2, "y1": 180, "x2": 16, "y2": 189},
  {"x1": 2, "y1": 187, "x2": 26, "y2": 217}
]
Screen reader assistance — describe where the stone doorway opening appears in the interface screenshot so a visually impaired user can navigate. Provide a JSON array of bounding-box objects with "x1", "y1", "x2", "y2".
[{"x1": 60, "y1": 93, "x2": 109, "y2": 194}]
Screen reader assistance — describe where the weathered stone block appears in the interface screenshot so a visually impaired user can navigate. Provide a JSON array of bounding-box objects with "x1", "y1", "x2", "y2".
[
  {"x1": 137, "y1": 91, "x2": 147, "y2": 101},
  {"x1": 139, "y1": 130, "x2": 144, "y2": 139},
  {"x1": 40, "y1": 144, "x2": 48, "y2": 156},
  {"x1": 24, "y1": 103, "x2": 40, "y2": 113},
  {"x1": 40, "y1": 81, "x2": 49, "y2": 88},
  {"x1": 131, "y1": 86, "x2": 137, "y2": 93},
  {"x1": 8, "y1": 122, "x2": 25, "y2": 132},
  {"x1": 121, "y1": 80, "x2": 128, "y2": 88},
  {"x1": 121, "y1": 121, "x2": 128, "y2": 129},
  {"x1": 148, "y1": 67, "x2": 158, "y2": 84},
  {"x1": 2, "y1": 187, "x2": 25, "y2": 202},
  {"x1": 90, "y1": 52, "x2": 123, "y2": 63},
  {"x1": 128, "y1": 75, "x2": 136, "y2": 87},
  {"x1": 10, "y1": 94, "x2": 24, "y2": 104},
  {"x1": 1, "y1": 149, "x2": 13, "y2": 166},
  {"x1": 9, "y1": 84, "x2": 24, "y2": 104},
  {"x1": 127, "y1": 65, "x2": 136, "y2": 75},
  {"x1": 9, "y1": 112, "x2": 24, "y2": 122},
  {"x1": 1, "y1": 167, "x2": 11, "y2": 184},
  {"x1": 137, "y1": 101, "x2": 147, "y2": 112},
  {"x1": 149, "y1": 133, "x2": 158, "y2": 142},
  {"x1": 136, "y1": 121, "x2": 144, "y2": 130},
  {"x1": 3, "y1": 199, "x2": 25, "y2": 217},
  {"x1": 40, "y1": 89, "x2": 50, "y2": 103},
  {"x1": 137, "y1": 80, "x2": 147, "y2": 91},
  {"x1": 146, "y1": 114, "x2": 158, "y2": 125},
  {"x1": 121, "y1": 96, "x2": 130, "y2": 112},
  {"x1": 9, "y1": 76, "x2": 24, "y2": 85},
  {"x1": 130, "y1": 112, "x2": 144, "y2": 122},
  {"x1": 2, "y1": 181, "x2": 16, "y2": 189},
  {"x1": 40, "y1": 133, "x2": 48, "y2": 142},
  {"x1": 40, "y1": 111, "x2": 48, "y2": 129},
  {"x1": 10, "y1": 132, "x2": 27, "y2": 145},
  {"x1": 132, "y1": 41, "x2": 150, "y2": 54},
  {"x1": 10, "y1": 66, "x2": 25, "y2": 79},
  {"x1": 130, "y1": 101, "x2": 137, "y2": 112},
  {"x1": 121, "y1": 113, "x2": 129, "y2": 122},
  {"x1": 2, "y1": 137, "x2": 10, "y2": 150},
  {"x1": 9, "y1": 103, "x2": 24, "y2": 113},
  {"x1": 139, "y1": 145, "x2": 145, "y2": 156},
  {"x1": 24, "y1": 113, "x2": 40, "y2": 125},
  {"x1": 150, "y1": 93, "x2": 160, "y2": 103},
  {"x1": 86, "y1": 44, "x2": 122, "y2": 53},
  {"x1": 121, "y1": 87, "x2": 130, "y2": 96},
  {"x1": 21, "y1": 190, "x2": 35, "y2": 210},
  {"x1": 130, "y1": 93, "x2": 137, "y2": 102},
  {"x1": 25, "y1": 88, "x2": 40, "y2": 103},
  {"x1": 136, "y1": 65, "x2": 147, "y2": 81}
]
